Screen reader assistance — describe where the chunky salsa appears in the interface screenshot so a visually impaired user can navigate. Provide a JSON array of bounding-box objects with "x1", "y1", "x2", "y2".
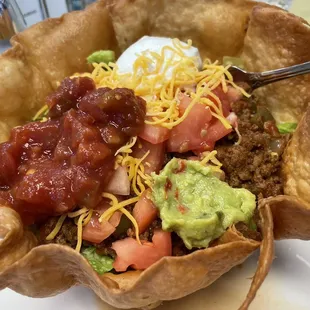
[{"x1": 0, "y1": 77, "x2": 146, "y2": 224}]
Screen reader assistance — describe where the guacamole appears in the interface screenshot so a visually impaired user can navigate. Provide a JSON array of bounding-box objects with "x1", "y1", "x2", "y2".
[{"x1": 151, "y1": 158, "x2": 256, "y2": 249}]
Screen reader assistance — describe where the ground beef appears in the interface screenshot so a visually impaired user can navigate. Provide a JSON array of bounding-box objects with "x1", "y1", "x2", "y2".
[
  {"x1": 91, "y1": 239, "x2": 117, "y2": 258},
  {"x1": 235, "y1": 222, "x2": 262, "y2": 241},
  {"x1": 40, "y1": 217, "x2": 78, "y2": 247},
  {"x1": 215, "y1": 99, "x2": 288, "y2": 198},
  {"x1": 127, "y1": 219, "x2": 162, "y2": 241},
  {"x1": 40, "y1": 216, "x2": 118, "y2": 257},
  {"x1": 172, "y1": 233, "x2": 192, "y2": 256},
  {"x1": 235, "y1": 209, "x2": 262, "y2": 241}
]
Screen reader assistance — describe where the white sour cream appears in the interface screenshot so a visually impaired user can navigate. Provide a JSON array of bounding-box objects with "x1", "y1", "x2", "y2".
[{"x1": 116, "y1": 36, "x2": 202, "y2": 78}]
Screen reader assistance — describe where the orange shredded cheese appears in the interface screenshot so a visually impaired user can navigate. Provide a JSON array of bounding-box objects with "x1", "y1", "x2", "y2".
[
  {"x1": 100, "y1": 193, "x2": 141, "y2": 245},
  {"x1": 46, "y1": 214, "x2": 67, "y2": 241},
  {"x1": 115, "y1": 137, "x2": 152, "y2": 197},
  {"x1": 73, "y1": 39, "x2": 250, "y2": 132}
]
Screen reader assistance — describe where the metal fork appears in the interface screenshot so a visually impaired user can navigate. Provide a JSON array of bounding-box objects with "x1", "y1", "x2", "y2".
[{"x1": 228, "y1": 61, "x2": 310, "y2": 91}]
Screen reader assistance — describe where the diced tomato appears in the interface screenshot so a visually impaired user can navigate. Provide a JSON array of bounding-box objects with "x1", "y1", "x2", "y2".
[
  {"x1": 132, "y1": 139, "x2": 165, "y2": 175},
  {"x1": 104, "y1": 166, "x2": 130, "y2": 196},
  {"x1": 82, "y1": 216, "x2": 115, "y2": 244},
  {"x1": 139, "y1": 123, "x2": 170, "y2": 144},
  {"x1": 203, "y1": 118, "x2": 233, "y2": 142},
  {"x1": 192, "y1": 141, "x2": 215, "y2": 154},
  {"x1": 167, "y1": 94, "x2": 213, "y2": 153},
  {"x1": 192, "y1": 119, "x2": 232, "y2": 154},
  {"x1": 209, "y1": 87, "x2": 230, "y2": 117},
  {"x1": 210, "y1": 86, "x2": 242, "y2": 117},
  {"x1": 112, "y1": 229, "x2": 172, "y2": 272},
  {"x1": 82, "y1": 202, "x2": 122, "y2": 244},
  {"x1": 133, "y1": 189, "x2": 158, "y2": 233},
  {"x1": 226, "y1": 86, "x2": 243, "y2": 103}
]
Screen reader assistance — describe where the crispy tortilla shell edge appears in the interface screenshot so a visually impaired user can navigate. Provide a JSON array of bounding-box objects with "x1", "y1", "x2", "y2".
[{"x1": 0, "y1": 206, "x2": 259, "y2": 308}]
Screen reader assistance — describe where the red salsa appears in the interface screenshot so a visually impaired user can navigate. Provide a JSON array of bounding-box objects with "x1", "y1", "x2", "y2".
[{"x1": 0, "y1": 77, "x2": 146, "y2": 224}]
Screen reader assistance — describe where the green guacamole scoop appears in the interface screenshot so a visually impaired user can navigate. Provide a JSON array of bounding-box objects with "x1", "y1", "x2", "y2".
[{"x1": 151, "y1": 158, "x2": 256, "y2": 249}]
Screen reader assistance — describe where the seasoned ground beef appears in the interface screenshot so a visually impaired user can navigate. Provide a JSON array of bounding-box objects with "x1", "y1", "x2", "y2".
[
  {"x1": 127, "y1": 219, "x2": 162, "y2": 241},
  {"x1": 40, "y1": 217, "x2": 77, "y2": 247},
  {"x1": 40, "y1": 216, "x2": 118, "y2": 257},
  {"x1": 215, "y1": 99, "x2": 288, "y2": 198},
  {"x1": 92, "y1": 239, "x2": 117, "y2": 258},
  {"x1": 172, "y1": 233, "x2": 192, "y2": 256},
  {"x1": 235, "y1": 209, "x2": 262, "y2": 241},
  {"x1": 235, "y1": 222, "x2": 262, "y2": 241}
]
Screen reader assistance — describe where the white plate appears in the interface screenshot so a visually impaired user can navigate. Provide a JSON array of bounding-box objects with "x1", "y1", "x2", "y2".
[{"x1": 1, "y1": 240, "x2": 310, "y2": 310}]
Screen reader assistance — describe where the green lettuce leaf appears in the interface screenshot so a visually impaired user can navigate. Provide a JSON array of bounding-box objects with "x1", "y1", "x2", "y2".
[
  {"x1": 87, "y1": 50, "x2": 115, "y2": 64},
  {"x1": 222, "y1": 56, "x2": 245, "y2": 69},
  {"x1": 82, "y1": 246, "x2": 114, "y2": 274},
  {"x1": 277, "y1": 122, "x2": 298, "y2": 134}
]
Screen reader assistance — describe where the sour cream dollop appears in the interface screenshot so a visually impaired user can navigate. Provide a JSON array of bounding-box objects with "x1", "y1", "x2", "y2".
[{"x1": 116, "y1": 36, "x2": 202, "y2": 78}]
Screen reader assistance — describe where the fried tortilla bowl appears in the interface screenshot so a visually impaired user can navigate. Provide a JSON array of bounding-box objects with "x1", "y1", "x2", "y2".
[{"x1": 1, "y1": 0, "x2": 310, "y2": 309}]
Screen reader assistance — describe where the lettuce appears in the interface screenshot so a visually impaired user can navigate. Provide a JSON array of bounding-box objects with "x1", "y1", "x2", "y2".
[
  {"x1": 82, "y1": 246, "x2": 114, "y2": 274},
  {"x1": 87, "y1": 50, "x2": 115, "y2": 64},
  {"x1": 222, "y1": 56, "x2": 245, "y2": 69},
  {"x1": 277, "y1": 122, "x2": 297, "y2": 134}
]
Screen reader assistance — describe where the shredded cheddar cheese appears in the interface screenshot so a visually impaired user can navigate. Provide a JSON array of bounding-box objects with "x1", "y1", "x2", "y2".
[
  {"x1": 46, "y1": 214, "x2": 67, "y2": 241},
  {"x1": 68, "y1": 207, "x2": 89, "y2": 218},
  {"x1": 46, "y1": 208, "x2": 94, "y2": 252},
  {"x1": 100, "y1": 193, "x2": 141, "y2": 244},
  {"x1": 75, "y1": 39, "x2": 250, "y2": 132},
  {"x1": 76, "y1": 211, "x2": 90, "y2": 252},
  {"x1": 200, "y1": 150, "x2": 222, "y2": 167},
  {"x1": 115, "y1": 137, "x2": 152, "y2": 197},
  {"x1": 100, "y1": 195, "x2": 140, "y2": 221},
  {"x1": 115, "y1": 136, "x2": 137, "y2": 156}
]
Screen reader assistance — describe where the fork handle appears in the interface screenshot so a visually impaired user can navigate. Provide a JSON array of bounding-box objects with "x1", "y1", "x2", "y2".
[{"x1": 249, "y1": 61, "x2": 310, "y2": 90}]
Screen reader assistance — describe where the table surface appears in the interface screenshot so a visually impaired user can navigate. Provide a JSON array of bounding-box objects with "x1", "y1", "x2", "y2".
[{"x1": 1, "y1": 1, "x2": 310, "y2": 310}]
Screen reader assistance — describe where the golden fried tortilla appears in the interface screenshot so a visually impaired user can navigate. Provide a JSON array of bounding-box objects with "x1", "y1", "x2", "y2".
[
  {"x1": 241, "y1": 6, "x2": 310, "y2": 123},
  {"x1": 283, "y1": 107, "x2": 310, "y2": 207},
  {"x1": 0, "y1": 206, "x2": 259, "y2": 308},
  {"x1": 107, "y1": 0, "x2": 259, "y2": 61},
  {"x1": 1, "y1": 0, "x2": 310, "y2": 309}
]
